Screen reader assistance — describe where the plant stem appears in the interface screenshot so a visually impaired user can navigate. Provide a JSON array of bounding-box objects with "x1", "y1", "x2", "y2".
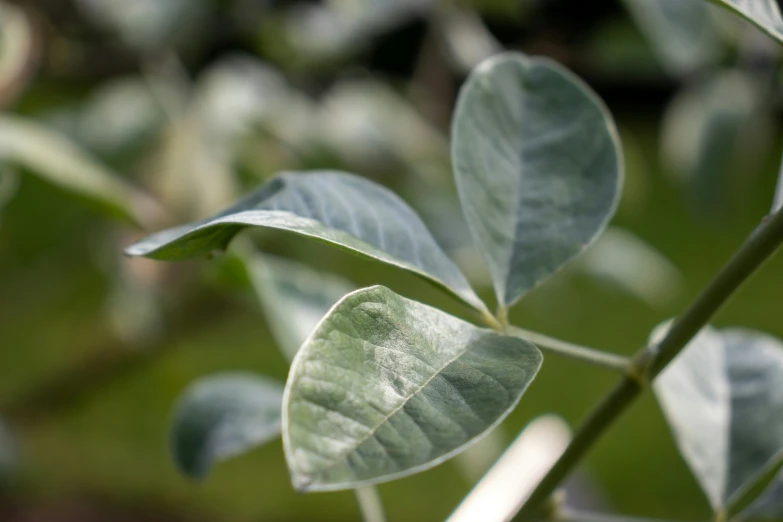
[
  {"x1": 355, "y1": 486, "x2": 386, "y2": 522},
  {"x1": 509, "y1": 327, "x2": 630, "y2": 372},
  {"x1": 556, "y1": 508, "x2": 693, "y2": 522},
  {"x1": 512, "y1": 208, "x2": 783, "y2": 521}
]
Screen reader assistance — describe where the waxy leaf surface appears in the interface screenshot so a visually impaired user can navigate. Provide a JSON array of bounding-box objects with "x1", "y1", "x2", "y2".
[
  {"x1": 283, "y1": 286, "x2": 542, "y2": 491},
  {"x1": 654, "y1": 326, "x2": 783, "y2": 510},
  {"x1": 452, "y1": 53, "x2": 622, "y2": 307},
  {"x1": 126, "y1": 171, "x2": 486, "y2": 312},
  {"x1": 170, "y1": 373, "x2": 284, "y2": 479}
]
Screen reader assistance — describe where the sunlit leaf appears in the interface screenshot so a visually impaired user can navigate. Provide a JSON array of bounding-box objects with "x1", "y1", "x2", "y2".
[
  {"x1": 621, "y1": 0, "x2": 722, "y2": 75},
  {"x1": 126, "y1": 171, "x2": 487, "y2": 313},
  {"x1": 170, "y1": 373, "x2": 285, "y2": 479},
  {"x1": 244, "y1": 253, "x2": 355, "y2": 360},
  {"x1": 707, "y1": 0, "x2": 783, "y2": 45},
  {"x1": 654, "y1": 326, "x2": 783, "y2": 510},
  {"x1": 452, "y1": 52, "x2": 622, "y2": 308},
  {"x1": 0, "y1": 1, "x2": 36, "y2": 107},
  {"x1": 283, "y1": 285, "x2": 542, "y2": 491},
  {"x1": 0, "y1": 115, "x2": 160, "y2": 227}
]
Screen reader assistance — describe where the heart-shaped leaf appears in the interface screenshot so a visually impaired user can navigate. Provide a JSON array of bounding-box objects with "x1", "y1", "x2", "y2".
[
  {"x1": 126, "y1": 171, "x2": 487, "y2": 313},
  {"x1": 282, "y1": 285, "x2": 542, "y2": 492},
  {"x1": 170, "y1": 373, "x2": 285, "y2": 479},
  {"x1": 654, "y1": 326, "x2": 783, "y2": 510},
  {"x1": 707, "y1": 0, "x2": 783, "y2": 46},
  {"x1": 244, "y1": 253, "x2": 355, "y2": 361},
  {"x1": 621, "y1": 0, "x2": 721, "y2": 75},
  {"x1": 0, "y1": 115, "x2": 160, "y2": 227},
  {"x1": 452, "y1": 52, "x2": 622, "y2": 308}
]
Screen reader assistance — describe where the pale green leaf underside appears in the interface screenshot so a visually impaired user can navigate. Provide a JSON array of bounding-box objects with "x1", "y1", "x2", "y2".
[
  {"x1": 0, "y1": 115, "x2": 154, "y2": 226},
  {"x1": 622, "y1": 0, "x2": 720, "y2": 75},
  {"x1": 170, "y1": 373, "x2": 284, "y2": 479},
  {"x1": 452, "y1": 52, "x2": 622, "y2": 307},
  {"x1": 654, "y1": 326, "x2": 783, "y2": 510},
  {"x1": 244, "y1": 253, "x2": 355, "y2": 360},
  {"x1": 708, "y1": 0, "x2": 783, "y2": 45},
  {"x1": 126, "y1": 171, "x2": 486, "y2": 313},
  {"x1": 283, "y1": 285, "x2": 542, "y2": 492}
]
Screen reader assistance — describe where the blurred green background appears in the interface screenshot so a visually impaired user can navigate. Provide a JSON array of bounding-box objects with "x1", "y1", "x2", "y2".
[{"x1": 2, "y1": 0, "x2": 783, "y2": 520}]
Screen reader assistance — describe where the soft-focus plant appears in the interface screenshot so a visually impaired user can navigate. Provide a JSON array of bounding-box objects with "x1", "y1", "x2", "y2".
[{"x1": 126, "y1": 1, "x2": 783, "y2": 519}]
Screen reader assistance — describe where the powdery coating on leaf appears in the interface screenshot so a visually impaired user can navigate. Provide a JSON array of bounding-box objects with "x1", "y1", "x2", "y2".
[
  {"x1": 452, "y1": 52, "x2": 622, "y2": 308},
  {"x1": 170, "y1": 373, "x2": 285, "y2": 479},
  {"x1": 654, "y1": 326, "x2": 783, "y2": 510},
  {"x1": 125, "y1": 171, "x2": 486, "y2": 313},
  {"x1": 282, "y1": 285, "x2": 543, "y2": 491}
]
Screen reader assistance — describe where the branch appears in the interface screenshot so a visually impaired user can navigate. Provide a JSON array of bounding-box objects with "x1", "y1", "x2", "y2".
[
  {"x1": 512, "y1": 208, "x2": 783, "y2": 521},
  {"x1": 509, "y1": 327, "x2": 630, "y2": 372}
]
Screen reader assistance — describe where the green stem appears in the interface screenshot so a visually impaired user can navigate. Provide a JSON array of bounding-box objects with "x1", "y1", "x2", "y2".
[
  {"x1": 509, "y1": 326, "x2": 630, "y2": 372},
  {"x1": 512, "y1": 209, "x2": 783, "y2": 521},
  {"x1": 355, "y1": 486, "x2": 386, "y2": 522},
  {"x1": 557, "y1": 509, "x2": 695, "y2": 522}
]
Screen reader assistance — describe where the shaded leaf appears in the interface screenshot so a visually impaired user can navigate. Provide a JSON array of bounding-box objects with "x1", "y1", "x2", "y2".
[
  {"x1": 0, "y1": 115, "x2": 160, "y2": 227},
  {"x1": 245, "y1": 253, "x2": 355, "y2": 360},
  {"x1": 621, "y1": 0, "x2": 721, "y2": 75},
  {"x1": 126, "y1": 171, "x2": 487, "y2": 313},
  {"x1": 452, "y1": 52, "x2": 622, "y2": 308},
  {"x1": 661, "y1": 70, "x2": 768, "y2": 218},
  {"x1": 707, "y1": 0, "x2": 783, "y2": 45},
  {"x1": 283, "y1": 285, "x2": 542, "y2": 491},
  {"x1": 654, "y1": 326, "x2": 783, "y2": 510},
  {"x1": 170, "y1": 373, "x2": 285, "y2": 479}
]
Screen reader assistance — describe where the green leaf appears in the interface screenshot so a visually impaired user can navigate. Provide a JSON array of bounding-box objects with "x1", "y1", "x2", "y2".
[
  {"x1": 654, "y1": 326, "x2": 783, "y2": 510},
  {"x1": 170, "y1": 373, "x2": 285, "y2": 479},
  {"x1": 621, "y1": 0, "x2": 721, "y2": 75},
  {"x1": 244, "y1": 253, "x2": 355, "y2": 361},
  {"x1": 707, "y1": 0, "x2": 783, "y2": 45},
  {"x1": 0, "y1": 115, "x2": 159, "y2": 227},
  {"x1": 452, "y1": 52, "x2": 622, "y2": 308},
  {"x1": 282, "y1": 285, "x2": 542, "y2": 492},
  {"x1": 126, "y1": 171, "x2": 487, "y2": 313}
]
